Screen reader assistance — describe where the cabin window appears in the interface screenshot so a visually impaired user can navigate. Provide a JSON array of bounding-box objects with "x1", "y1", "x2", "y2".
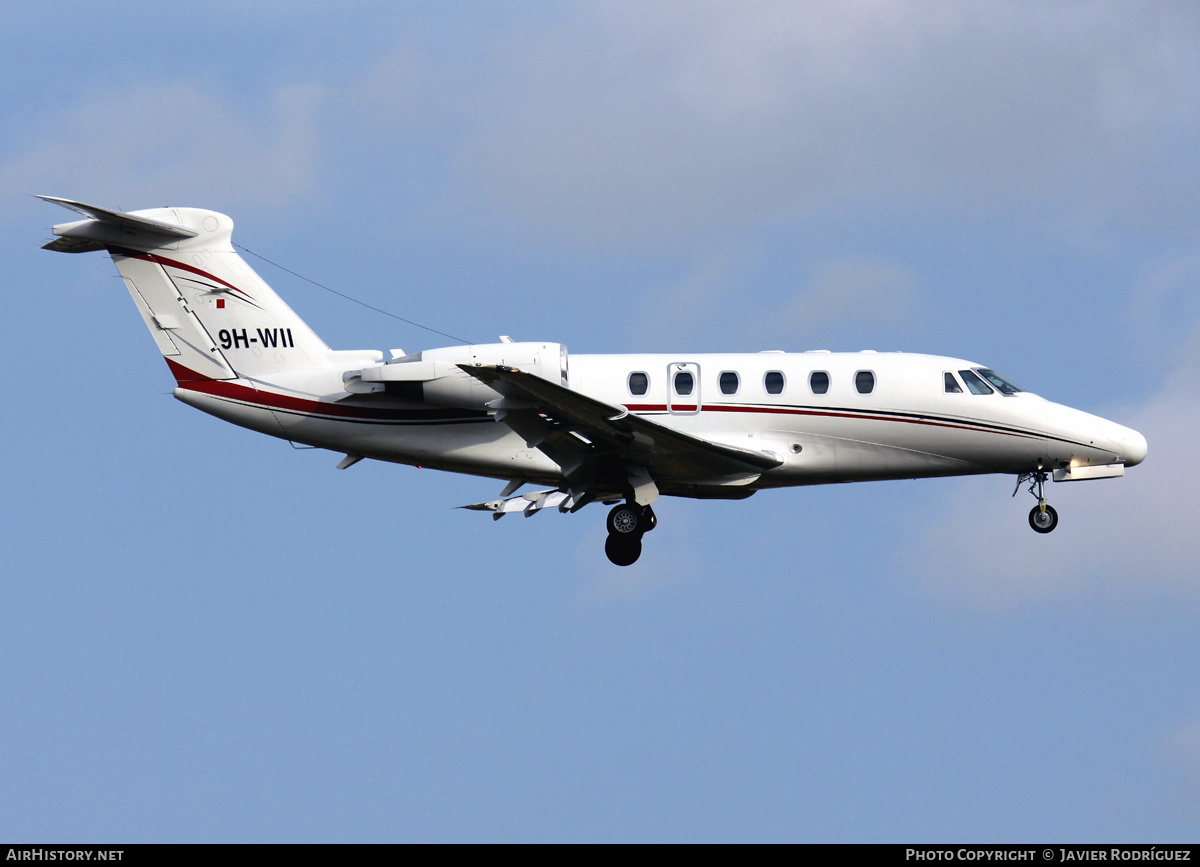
[
  {"x1": 944, "y1": 372, "x2": 963, "y2": 394},
  {"x1": 764, "y1": 371, "x2": 785, "y2": 395},
  {"x1": 855, "y1": 370, "x2": 875, "y2": 394},
  {"x1": 628, "y1": 372, "x2": 649, "y2": 396},
  {"x1": 809, "y1": 371, "x2": 830, "y2": 395},
  {"x1": 719, "y1": 371, "x2": 739, "y2": 395},
  {"x1": 976, "y1": 368, "x2": 1023, "y2": 395},
  {"x1": 674, "y1": 371, "x2": 694, "y2": 396},
  {"x1": 958, "y1": 369, "x2": 994, "y2": 395}
]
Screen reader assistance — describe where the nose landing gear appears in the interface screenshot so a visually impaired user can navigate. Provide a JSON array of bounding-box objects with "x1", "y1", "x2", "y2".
[
  {"x1": 1015, "y1": 470, "x2": 1059, "y2": 534},
  {"x1": 1029, "y1": 503, "x2": 1059, "y2": 533},
  {"x1": 604, "y1": 503, "x2": 656, "y2": 566}
]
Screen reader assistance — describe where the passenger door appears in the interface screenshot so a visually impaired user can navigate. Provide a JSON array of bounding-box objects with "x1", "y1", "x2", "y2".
[{"x1": 667, "y1": 362, "x2": 701, "y2": 415}]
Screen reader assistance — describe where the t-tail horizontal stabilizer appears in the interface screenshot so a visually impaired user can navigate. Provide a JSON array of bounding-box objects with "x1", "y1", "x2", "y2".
[
  {"x1": 38, "y1": 195, "x2": 341, "y2": 381},
  {"x1": 38, "y1": 195, "x2": 198, "y2": 252}
]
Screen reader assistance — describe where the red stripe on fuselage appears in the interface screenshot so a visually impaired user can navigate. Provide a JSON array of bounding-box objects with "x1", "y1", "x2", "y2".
[
  {"x1": 622, "y1": 402, "x2": 1039, "y2": 440},
  {"x1": 165, "y1": 357, "x2": 213, "y2": 383},
  {"x1": 163, "y1": 358, "x2": 486, "y2": 423},
  {"x1": 160, "y1": 360, "x2": 1037, "y2": 437}
]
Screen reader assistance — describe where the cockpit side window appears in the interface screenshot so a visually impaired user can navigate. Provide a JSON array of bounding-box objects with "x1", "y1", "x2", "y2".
[
  {"x1": 958, "y1": 369, "x2": 994, "y2": 395},
  {"x1": 976, "y1": 368, "x2": 1023, "y2": 395},
  {"x1": 944, "y1": 372, "x2": 963, "y2": 394},
  {"x1": 628, "y1": 372, "x2": 649, "y2": 396}
]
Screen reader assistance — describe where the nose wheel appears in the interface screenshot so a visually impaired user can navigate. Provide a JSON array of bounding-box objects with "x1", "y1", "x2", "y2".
[
  {"x1": 1015, "y1": 470, "x2": 1059, "y2": 534},
  {"x1": 605, "y1": 504, "x2": 656, "y2": 566},
  {"x1": 1029, "y1": 503, "x2": 1058, "y2": 533}
]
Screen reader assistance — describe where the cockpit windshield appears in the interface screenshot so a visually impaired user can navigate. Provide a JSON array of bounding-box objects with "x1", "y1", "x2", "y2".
[
  {"x1": 975, "y1": 368, "x2": 1024, "y2": 395},
  {"x1": 958, "y1": 369, "x2": 993, "y2": 395}
]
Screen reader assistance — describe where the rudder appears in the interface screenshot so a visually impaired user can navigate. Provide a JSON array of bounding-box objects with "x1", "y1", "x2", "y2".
[{"x1": 41, "y1": 196, "x2": 331, "y2": 382}]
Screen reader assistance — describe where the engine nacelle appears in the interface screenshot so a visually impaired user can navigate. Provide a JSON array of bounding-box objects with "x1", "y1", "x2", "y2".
[{"x1": 344, "y1": 342, "x2": 568, "y2": 410}]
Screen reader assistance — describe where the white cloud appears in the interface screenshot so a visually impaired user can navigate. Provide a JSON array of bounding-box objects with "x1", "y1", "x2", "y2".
[
  {"x1": 22, "y1": 3, "x2": 1198, "y2": 251},
  {"x1": 784, "y1": 258, "x2": 922, "y2": 331},
  {"x1": 1151, "y1": 714, "x2": 1200, "y2": 814},
  {"x1": 625, "y1": 248, "x2": 921, "y2": 350},
  {"x1": 440, "y1": 0, "x2": 1200, "y2": 246},
  {"x1": 8, "y1": 81, "x2": 325, "y2": 221},
  {"x1": 629, "y1": 245, "x2": 759, "y2": 346},
  {"x1": 1128, "y1": 254, "x2": 1200, "y2": 367},
  {"x1": 1166, "y1": 717, "x2": 1200, "y2": 771}
]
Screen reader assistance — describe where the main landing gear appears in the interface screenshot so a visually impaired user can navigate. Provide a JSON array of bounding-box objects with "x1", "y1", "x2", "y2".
[
  {"x1": 1015, "y1": 470, "x2": 1059, "y2": 534},
  {"x1": 604, "y1": 503, "x2": 657, "y2": 566}
]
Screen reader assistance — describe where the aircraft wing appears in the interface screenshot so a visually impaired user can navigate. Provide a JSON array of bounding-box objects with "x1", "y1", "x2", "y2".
[{"x1": 459, "y1": 364, "x2": 782, "y2": 486}]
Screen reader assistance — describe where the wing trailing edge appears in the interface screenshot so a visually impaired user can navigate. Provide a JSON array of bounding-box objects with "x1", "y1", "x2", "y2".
[{"x1": 459, "y1": 364, "x2": 783, "y2": 481}]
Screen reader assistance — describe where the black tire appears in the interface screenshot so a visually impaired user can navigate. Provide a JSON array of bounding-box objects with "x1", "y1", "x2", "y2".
[
  {"x1": 607, "y1": 504, "x2": 643, "y2": 536},
  {"x1": 1028, "y1": 503, "x2": 1059, "y2": 534},
  {"x1": 641, "y1": 505, "x2": 657, "y2": 533},
  {"x1": 605, "y1": 533, "x2": 642, "y2": 566}
]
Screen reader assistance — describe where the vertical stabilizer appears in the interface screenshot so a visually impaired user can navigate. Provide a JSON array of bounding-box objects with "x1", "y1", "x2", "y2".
[{"x1": 41, "y1": 197, "x2": 331, "y2": 382}]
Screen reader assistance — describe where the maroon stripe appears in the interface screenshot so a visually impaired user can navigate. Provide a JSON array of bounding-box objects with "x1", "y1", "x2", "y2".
[
  {"x1": 109, "y1": 245, "x2": 256, "y2": 303},
  {"x1": 165, "y1": 357, "x2": 214, "y2": 382},
  {"x1": 622, "y1": 402, "x2": 1038, "y2": 440},
  {"x1": 164, "y1": 359, "x2": 485, "y2": 423},
  {"x1": 153, "y1": 252, "x2": 256, "y2": 302},
  {"x1": 162, "y1": 359, "x2": 1036, "y2": 437}
]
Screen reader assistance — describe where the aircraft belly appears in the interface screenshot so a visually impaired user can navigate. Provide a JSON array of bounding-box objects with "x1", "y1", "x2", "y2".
[
  {"x1": 174, "y1": 389, "x2": 562, "y2": 482},
  {"x1": 175, "y1": 386, "x2": 288, "y2": 438},
  {"x1": 752, "y1": 434, "x2": 972, "y2": 486},
  {"x1": 828, "y1": 411, "x2": 1044, "y2": 473},
  {"x1": 680, "y1": 410, "x2": 1042, "y2": 487}
]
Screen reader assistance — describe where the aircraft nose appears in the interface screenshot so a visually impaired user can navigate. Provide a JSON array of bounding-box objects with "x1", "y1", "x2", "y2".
[
  {"x1": 1116, "y1": 426, "x2": 1148, "y2": 467},
  {"x1": 1042, "y1": 402, "x2": 1147, "y2": 469}
]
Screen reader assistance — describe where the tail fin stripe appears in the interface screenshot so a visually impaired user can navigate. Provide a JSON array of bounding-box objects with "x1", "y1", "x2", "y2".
[
  {"x1": 46, "y1": 200, "x2": 334, "y2": 378},
  {"x1": 155, "y1": 255, "x2": 258, "y2": 304},
  {"x1": 110, "y1": 245, "x2": 259, "y2": 306}
]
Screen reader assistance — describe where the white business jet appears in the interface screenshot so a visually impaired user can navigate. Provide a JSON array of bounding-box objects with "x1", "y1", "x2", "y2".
[{"x1": 41, "y1": 197, "x2": 1147, "y2": 565}]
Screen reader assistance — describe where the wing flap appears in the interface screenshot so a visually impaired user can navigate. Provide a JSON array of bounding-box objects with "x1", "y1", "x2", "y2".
[{"x1": 459, "y1": 488, "x2": 577, "y2": 519}]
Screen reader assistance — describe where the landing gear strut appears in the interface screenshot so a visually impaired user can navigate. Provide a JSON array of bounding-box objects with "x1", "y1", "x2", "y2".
[
  {"x1": 604, "y1": 503, "x2": 656, "y2": 566},
  {"x1": 1015, "y1": 470, "x2": 1058, "y2": 534}
]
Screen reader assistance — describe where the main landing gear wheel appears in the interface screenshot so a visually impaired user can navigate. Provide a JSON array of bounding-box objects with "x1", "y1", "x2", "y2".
[
  {"x1": 606, "y1": 504, "x2": 655, "y2": 536},
  {"x1": 607, "y1": 504, "x2": 643, "y2": 536},
  {"x1": 605, "y1": 533, "x2": 642, "y2": 567},
  {"x1": 604, "y1": 504, "x2": 656, "y2": 566},
  {"x1": 1029, "y1": 503, "x2": 1059, "y2": 534}
]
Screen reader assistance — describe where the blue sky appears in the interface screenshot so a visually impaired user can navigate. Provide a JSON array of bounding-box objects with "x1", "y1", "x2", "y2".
[{"x1": 3, "y1": 1, "x2": 1200, "y2": 841}]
